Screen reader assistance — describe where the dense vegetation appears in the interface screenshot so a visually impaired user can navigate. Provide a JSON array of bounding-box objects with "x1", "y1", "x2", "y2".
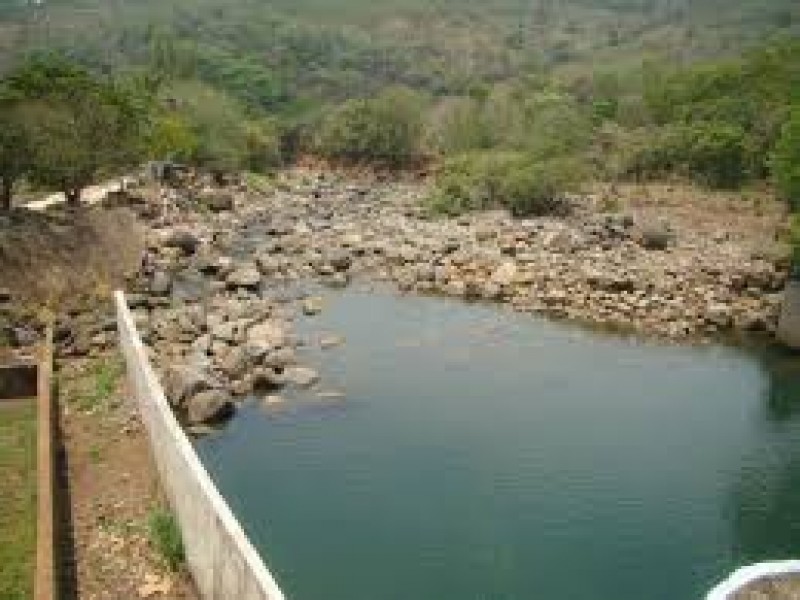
[{"x1": 0, "y1": 0, "x2": 797, "y2": 215}]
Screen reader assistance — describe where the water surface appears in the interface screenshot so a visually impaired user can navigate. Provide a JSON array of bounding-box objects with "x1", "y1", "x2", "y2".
[{"x1": 197, "y1": 289, "x2": 800, "y2": 600}]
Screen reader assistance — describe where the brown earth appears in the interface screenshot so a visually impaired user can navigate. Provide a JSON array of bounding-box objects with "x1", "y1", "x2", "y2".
[{"x1": 57, "y1": 351, "x2": 198, "y2": 600}]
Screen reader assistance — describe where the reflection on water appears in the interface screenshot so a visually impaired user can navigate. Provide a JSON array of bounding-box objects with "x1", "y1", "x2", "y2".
[{"x1": 197, "y1": 289, "x2": 800, "y2": 600}]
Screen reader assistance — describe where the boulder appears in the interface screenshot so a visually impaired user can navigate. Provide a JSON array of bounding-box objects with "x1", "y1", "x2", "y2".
[
  {"x1": 247, "y1": 320, "x2": 289, "y2": 350},
  {"x1": 284, "y1": 366, "x2": 320, "y2": 388},
  {"x1": 204, "y1": 192, "x2": 234, "y2": 212},
  {"x1": 302, "y1": 296, "x2": 324, "y2": 316},
  {"x1": 328, "y1": 251, "x2": 352, "y2": 272},
  {"x1": 226, "y1": 264, "x2": 261, "y2": 289},
  {"x1": 186, "y1": 390, "x2": 234, "y2": 425},
  {"x1": 162, "y1": 364, "x2": 217, "y2": 407},
  {"x1": 164, "y1": 230, "x2": 200, "y2": 255},
  {"x1": 150, "y1": 271, "x2": 172, "y2": 296},
  {"x1": 491, "y1": 261, "x2": 518, "y2": 287},
  {"x1": 639, "y1": 225, "x2": 674, "y2": 251}
]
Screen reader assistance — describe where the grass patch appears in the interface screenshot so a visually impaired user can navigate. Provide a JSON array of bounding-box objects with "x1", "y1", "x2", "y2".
[
  {"x1": 76, "y1": 357, "x2": 123, "y2": 412},
  {"x1": 148, "y1": 508, "x2": 185, "y2": 572},
  {"x1": 0, "y1": 401, "x2": 37, "y2": 600}
]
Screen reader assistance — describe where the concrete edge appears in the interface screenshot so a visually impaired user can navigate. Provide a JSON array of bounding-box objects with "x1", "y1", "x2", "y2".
[
  {"x1": 114, "y1": 290, "x2": 286, "y2": 600},
  {"x1": 706, "y1": 560, "x2": 800, "y2": 599},
  {"x1": 34, "y1": 324, "x2": 57, "y2": 600}
]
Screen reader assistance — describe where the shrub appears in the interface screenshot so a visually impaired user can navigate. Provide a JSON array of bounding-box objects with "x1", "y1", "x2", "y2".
[
  {"x1": 625, "y1": 121, "x2": 754, "y2": 188},
  {"x1": 315, "y1": 87, "x2": 425, "y2": 166},
  {"x1": 148, "y1": 508, "x2": 185, "y2": 572},
  {"x1": 772, "y1": 107, "x2": 800, "y2": 211},
  {"x1": 428, "y1": 151, "x2": 583, "y2": 217}
]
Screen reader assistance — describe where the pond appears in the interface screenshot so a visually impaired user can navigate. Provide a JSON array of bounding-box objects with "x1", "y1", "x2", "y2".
[{"x1": 197, "y1": 288, "x2": 800, "y2": 600}]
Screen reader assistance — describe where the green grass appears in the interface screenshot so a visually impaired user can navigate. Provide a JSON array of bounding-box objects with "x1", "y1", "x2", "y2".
[
  {"x1": 0, "y1": 401, "x2": 37, "y2": 600},
  {"x1": 76, "y1": 357, "x2": 123, "y2": 412},
  {"x1": 147, "y1": 508, "x2": 185, "y2": 572}
]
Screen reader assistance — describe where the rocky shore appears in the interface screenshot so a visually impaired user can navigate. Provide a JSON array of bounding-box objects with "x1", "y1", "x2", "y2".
[{"x1": 86, "y1": 169, "x2": 789, "y2": 429}]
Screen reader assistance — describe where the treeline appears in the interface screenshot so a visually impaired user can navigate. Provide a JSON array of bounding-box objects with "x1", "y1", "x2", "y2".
[
  {"x1": 307, "y1": 38, "x2": 800, "y2": 216},
  {"x1": 1, "y1": 37, "x2": 798, "y2": 216}
]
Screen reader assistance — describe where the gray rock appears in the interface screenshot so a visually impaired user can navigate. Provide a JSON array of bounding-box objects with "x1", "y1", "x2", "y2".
[
  {"x1": 186, "y1": 389, "x2": 234, "y2": 425},
  {"x1": 247, "y1": 320, "x2": 288, "y2": 349},
  {"x1": 226, "y1": 264, "x2": 261, "y2": 289},
  {"x1": 302, "y1": 296, "x2": 324, "y2": 316},
  {"x1": 639, "y1": 225, "x2": 674, "y2": 251},
  {"x1": 204, "y1": 192, "x2": 234, "y2": 212},
  {"x1": 162, "y1": 364, "x2": 217, "y2": 408},
  {"x1": 284, "y1": 366, "x2": 320, "y2": 388},
  {"x1": 150, "y1": 271, "x2": 172, "y2": 296},
  {"x1": 164, "y1": 230, "x2": 200, "y2": 255}
]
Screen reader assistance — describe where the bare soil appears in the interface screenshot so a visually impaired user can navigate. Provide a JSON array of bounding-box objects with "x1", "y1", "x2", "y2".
[{"x1": 57, "y1": 352, "x2": 198, "y2": 600}]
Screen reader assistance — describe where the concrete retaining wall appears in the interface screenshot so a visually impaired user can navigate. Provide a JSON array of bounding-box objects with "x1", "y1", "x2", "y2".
[{"x1": 115, "y1": 291, "x2": 286, "y2": 600}]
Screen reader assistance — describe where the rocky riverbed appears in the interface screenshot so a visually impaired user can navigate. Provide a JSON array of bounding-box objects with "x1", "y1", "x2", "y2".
[{"x1": 103, "y1": 169, "x2": 789, "y2": 429}]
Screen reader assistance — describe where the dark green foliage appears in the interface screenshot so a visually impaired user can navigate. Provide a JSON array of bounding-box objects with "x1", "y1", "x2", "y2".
[
  {"x1": 772, "y1": 107, "x2": 800, "y2": 211},
  {"x1": 315, "y1": 87, "x2": 425, "y2": 166},
  {"x1": 428, "y1": 151, "x2": 583, "y2": 217}
]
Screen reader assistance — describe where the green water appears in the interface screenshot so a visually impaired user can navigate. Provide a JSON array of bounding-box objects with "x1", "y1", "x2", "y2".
[{"x1": 197, "y1": 288, "x2": 800, "y2": 600}]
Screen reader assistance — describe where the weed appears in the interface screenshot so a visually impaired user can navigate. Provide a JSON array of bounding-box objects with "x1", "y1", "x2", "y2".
[{"x1": 148, "y1": 508, "x2": 185, "y2": 572}]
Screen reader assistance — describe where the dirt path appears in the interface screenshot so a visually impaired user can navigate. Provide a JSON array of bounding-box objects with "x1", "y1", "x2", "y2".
[{"x1": 57, "y1": 352, "x2": 198, "y2": 600}]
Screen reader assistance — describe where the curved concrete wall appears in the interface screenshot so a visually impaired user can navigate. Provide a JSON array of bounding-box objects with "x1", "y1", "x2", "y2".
[
  {"x1": 706, "y1": 560, "x2": 800, "y2": 599},
  {"x1": 115, "y1": 291, "x2": 286, "y2": 600}
]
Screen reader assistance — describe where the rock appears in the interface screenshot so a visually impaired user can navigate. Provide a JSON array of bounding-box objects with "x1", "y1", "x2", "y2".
[
  {"x1": 164, "y1": 230, "x2": 200, "y2": 255},
  {"x1": 162, "y1": 365, "x2": 217, "y2": 407},
  {"x1": 203, "y1": 192, "x2": 234, "y2": 212},
  {"x1": 247, "y1": 320, "x2": 288, "y2": 349},
  {"x1": 150, "y1": 271, "x2": 172, "y2": 296},
  {"x1": 262, "y1": 347, "x2": 297, "y2": 369},
  {"x1": 302, "y1": 296, "x2": 324, "y2": 316},
  {"x1": 328, "y1": 251, "x2": 352, "y2": 272},
  {"x1": 284, "y1": 366, "x2": 320, "y2": 388},
  {"x1": 186, "y1": 389, "x2": 234, "y2": 425},
  {"x1": 262, "y1": 394, "x2": 286, "y2": 407},
  {"x1": 316, "y1": 390, "x2": 346, "y2": 401},
  {"x1": 251, "y1": 368, "x2": 285, "y2": 392},
  {"x1": 706, "y1": 304, "x2": 733, "y2": 328},
  {"x1": 639, "y1": 225, "x2": 674, "y2": 251},
  {"x1": 218, "y1": 346, "x2": 251, "y2": 379},
  {"x1": 226, "y1": 264, "x2": 261, "y2": 289},
  {"x1": 319, "y1": 334, "x2": 345, "y2": 349},
  {"x1": 491, "y1": 261, "x2": 518, "y2": 287}
]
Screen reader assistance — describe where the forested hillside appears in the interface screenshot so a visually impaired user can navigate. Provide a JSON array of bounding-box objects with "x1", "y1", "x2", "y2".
[{"x1": 0, "y1": 0, "x2": 798, "y2": 212}]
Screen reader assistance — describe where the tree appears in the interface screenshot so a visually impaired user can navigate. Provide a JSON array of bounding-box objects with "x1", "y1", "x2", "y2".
[
  {"x1": 5, "y1": 55, "x2": 149, "y2": 205},
  {"x1": 772, "y1": 107, "x2": 800, "y2": 211},
  {"x1": 0, "y1": 96, "x2": 31, "y2": 211}
]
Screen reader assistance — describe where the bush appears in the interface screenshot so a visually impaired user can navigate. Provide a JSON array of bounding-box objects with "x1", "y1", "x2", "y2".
[
  {"x1": 148, "y1": 508, "x2": 185, "y2": 572},
  {"x1": 164, "y1": 81, "x2": 282, "y2": 173},
  {"x1": 625, "y1": 121, "x2": 754, "y2": 188},
  {"x1": 772, "y1": 107, "x2": 800, "y2": 211},
  {"x1": 428, "y1": 151, "x2": 583, "y2": 217},
  {"x1": 315, "y1": 87, "x2": 425, "y2": 166}
]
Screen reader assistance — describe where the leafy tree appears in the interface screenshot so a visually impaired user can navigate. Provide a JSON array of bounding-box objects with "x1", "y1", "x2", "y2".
[
  {"x1": 164, "y1": 80, "x2": 281, "y2": 174},
  {"x1": 0, "y1": 94, "x2": 31, "y2": 211},
  {"x1": 772, "y1": 107, "x2": 800, "y2": 211},
  {"x1": 4, "y1": 55, "x2": 150, "y2": 205}
]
